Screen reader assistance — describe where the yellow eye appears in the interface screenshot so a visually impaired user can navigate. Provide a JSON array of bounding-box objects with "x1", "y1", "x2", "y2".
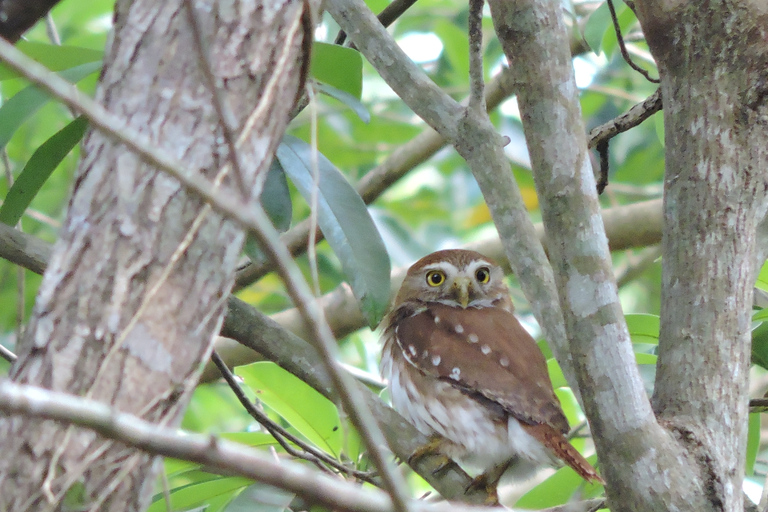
[
  {"x1": 475, "y1": 267, "x2": 490, "y2": 284},
  {"x1": 426, "y1": 270, "x2": 446, "y2": 287}
]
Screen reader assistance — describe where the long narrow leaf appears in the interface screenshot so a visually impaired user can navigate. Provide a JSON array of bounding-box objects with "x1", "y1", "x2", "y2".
[
  {"x1": 0, "y1": 117, "x2": 88, "y2": 226},
  {"x1": 0, "y1": 62, "x2": 101, "y2": 149},
  {"x1": 277, "y1": 135, "x2": 391, "y2": 326},
  {"x1": 0, "y1": 42, "x2": 102, "y2": 80}
]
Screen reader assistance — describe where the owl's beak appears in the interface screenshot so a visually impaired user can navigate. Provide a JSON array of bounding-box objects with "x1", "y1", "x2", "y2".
[{"x1": 452, "y1": 277, "x2": 471, "y2": 308}]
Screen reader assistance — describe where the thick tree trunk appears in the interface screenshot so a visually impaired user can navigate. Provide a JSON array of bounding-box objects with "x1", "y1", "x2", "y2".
[
  {"x1": 634, "y1": 3, "x2": 768, "y2": 511},
  {"x1": 0, "y1": 1, "x2": 308, "y2": 510}
]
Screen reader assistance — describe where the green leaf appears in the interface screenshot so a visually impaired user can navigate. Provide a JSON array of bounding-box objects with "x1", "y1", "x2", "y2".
[
  {"x1": 583, "y1": 1, "x2": 611, "y2": 54},
  {"x1": 0, "y1": 42, "x2": 103, "y2": 80},
  {"x1": 223, "y1": 482, "x2": 295, "y2": 512},
  {"x1": 236, "y1": 361, "x2": 343, "y2": 457},
  {"x1": 0, "y1": 116, "x2": 88, "y2": 226},
  {"x1": 310, "y1": 43, "x2": 363, "y2": 99},
  {"x1": 756, "y1": 259, "x2": 768, "y2": 293},
  {"x1": 547, "y1": 358, "x2": 567, "y2": 389},
  {"x1": 601, "y1": 0, "x2": 633, "y2": 59},
  {"x1": 276, "y1": 135, "x2": 391, "y2": 327},
  {"x1": 433, "y1": 20, "x2": 469, "y2": 79},
  {"x1": 0, "y1": 62, "x2": 101, "y2": 149},
  {"x1": 147, "y1": 476, "x2": 252, "y2": 512},
  {"x1": 746, "y1": 412, "x2": 760, "y2": 475},
  {"x1": 515, "y1": 454, "x2": 603, "y2": 508},
  {"x1": 751, "y1": 320, "x2": 768, "y2": 370},
  {"x1": 626, "y1": 313, "x2": 660, "y2": 345},
  {"x1": 262, "y1": 159, "x2": 293, "y2": 233},
  {"x1": 316, "y1": 83, "x2": 370, "y2": 123}
]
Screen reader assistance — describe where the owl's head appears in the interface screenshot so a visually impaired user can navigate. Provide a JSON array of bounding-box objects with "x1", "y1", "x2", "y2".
[{"x1": 395, "y1": 249, "x2": 511, "y2": 309}]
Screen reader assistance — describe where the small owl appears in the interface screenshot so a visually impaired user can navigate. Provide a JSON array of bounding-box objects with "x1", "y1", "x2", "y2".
[{"x1": 380, "y1": 249, "x2": 602, "y2": 494}]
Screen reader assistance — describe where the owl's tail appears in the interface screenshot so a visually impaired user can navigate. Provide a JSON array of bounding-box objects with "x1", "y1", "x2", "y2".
[{"x1": 522, "y1": 423, "x2": 606, "y2": 485}]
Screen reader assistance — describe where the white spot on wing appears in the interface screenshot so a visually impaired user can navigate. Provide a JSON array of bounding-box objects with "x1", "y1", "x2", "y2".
[
  {"x1": 434, "y1": 316, "x2": 441, "y2": 324},
  {"x1": 481, "y1": 344, "x2": 491, "y2": 355},
  {"x1": 450, "y1": 367, "x2": 461, "y2": 380},
  {"x1": 468, "y1": 333, "x2": 479, "y2": 343},
  {"x1": 408, "y1": 345, "x2": 417, "y2": 356},
  {"x1": 500, "y1": 357, "x2": 509, "y2": 367},
  {"x1": 432, "y1": 354, "x2": 441, "y2": 366},
  {"x1": 455, "y1": 324, "x2": 464, "y2": 333}
]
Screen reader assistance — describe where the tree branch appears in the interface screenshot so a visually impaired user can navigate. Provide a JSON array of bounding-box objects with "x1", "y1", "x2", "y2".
[
  {"x1": 0, "y1": 380, "x2": 499, "y2": 512},
  {"x1": 326, "y1": 0, "x2": 581, "y2": 411},
  {"x1": 0, "y1": 224, "x2": 510, "y2": 504},
  {"x1": 0, "y1": 25, "x2": 414, "y2": 512},
  {"x1": 488, "y1": 0, "x2": 698, "y2": 508}
]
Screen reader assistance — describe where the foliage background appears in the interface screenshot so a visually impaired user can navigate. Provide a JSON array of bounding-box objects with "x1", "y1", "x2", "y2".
[{"x1": 0, "y1": 0, "x2": 764, "y2": 510}]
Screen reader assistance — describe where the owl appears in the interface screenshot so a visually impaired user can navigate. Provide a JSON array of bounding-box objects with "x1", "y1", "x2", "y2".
[{"x1": 380, "y1": 249, "x2": 603, "y2": 497}]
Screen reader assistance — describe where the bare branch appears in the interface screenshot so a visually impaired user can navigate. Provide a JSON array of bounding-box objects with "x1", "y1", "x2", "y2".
[
  {"x1": 335, "y1": 0, "x2": 419, "y2": 46},
  {"x1": 588, "y1": 88, "x2": 662, "y2": 149},
  {"x1": 210, "y1": 350, "x2": 377, "y2": 483},
  {"x1": 326, "y1": 0, "x2": 580, "y2": 412},
  {"x1": 0, "y1": 344, "x2": 16, "y2": 363},
  {"x1": 0, "y1": 26, "x2": 413, "y2": 512},
  {"x1": 606, "y1": 0, "x2": 659, "y2": 83},
  {"x1": 0, "y1": 380, "x2": 500, "y2": 512},
  {"x1": 467, "y1": 0, "x2": 486, "y2": 113},
  {"x1": 183, "y1": 0, "x2": 250, "y2": 196}
]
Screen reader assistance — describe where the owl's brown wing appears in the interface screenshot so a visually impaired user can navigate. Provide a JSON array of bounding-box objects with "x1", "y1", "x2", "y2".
[{"x1": 395, "y1": 302, "x2": 569, "y2": 433}]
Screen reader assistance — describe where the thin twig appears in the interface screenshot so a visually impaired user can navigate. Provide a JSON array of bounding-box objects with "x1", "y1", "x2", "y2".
[
  {"x1": 588, "y1": 88, "x2": 662, "y2": 149},
  {"x1": 211, "y1": 350, "x2": 378, "y2": 484},
  {"x1": 606, "y1": 0, "x2": 659, "y2": 83},
  {"x1": 0, "y1": 29, "x2": 412, "y2": 512},
  {"x1": 1, "y1": 151, "x2": 25, "y2": 346},
  {"x1": 335, "y1": 0, "x2": 418, "y2": 45},
  {"x1": 0, "y1": 344, "x2": 17, "y2": 363},
  {"x1": 184, "y1": 0, "x2": 250, "y2": 197},
  {"x1": 467, "y1": 0, "x2": 486, "y2": 113}
]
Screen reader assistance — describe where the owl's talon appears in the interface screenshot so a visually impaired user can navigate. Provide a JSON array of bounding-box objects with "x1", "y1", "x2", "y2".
[
  {"x1": 464, "y1": 460, "x2": 510, "y2": 506},
  {"x1": 407, "y1": 436, "x2": 454, "y2": 476}
]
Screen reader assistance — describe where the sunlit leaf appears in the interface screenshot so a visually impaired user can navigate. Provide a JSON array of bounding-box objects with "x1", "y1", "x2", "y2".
[
  {"x1": 756, "y1": 260, "x2": 768, "y2": 293},
  {"x1": 236, "y1": 362, "x2": 343, "y2": 457},
  {"x1": 0, "y1": 117, "x2": 88, "y2": 226},
  {"x1": 626, "y1": 313, "x2": 660, "y2": 345},
  {"x1": 276, "y1": 135, "x2": 391, "y2": 326},
  {"x1": 746, "y1": 413, "x2": 760, "y2": 475},
  {"x1": 547, "y1": 358, "x2": 567, "y2": 389},
  {"x1": 310, "y1": 43, "x2": 363, "y2": 99}
]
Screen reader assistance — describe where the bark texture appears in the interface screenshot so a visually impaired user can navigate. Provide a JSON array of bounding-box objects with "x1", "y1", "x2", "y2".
[
  {"x1": 0, "y1": 1, "x2": 308, "y2": 510},
  {"x1": 487, "y1": 2, "x2": 707, "y2": 511},
  {"x1": 634, "y1": 2, "x2": 768, "y2": 511}
]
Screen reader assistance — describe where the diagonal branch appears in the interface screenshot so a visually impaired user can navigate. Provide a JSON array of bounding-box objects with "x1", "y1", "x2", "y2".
[
  {"x1": 0, "y1": 380, "x2": 498, "y2": 512},
  {"x1": 0, "y1": 30, "x2": 413, "y2": 512},
  {"x1": 325, "y1": 0, "x2": 580, "y2": 407}
]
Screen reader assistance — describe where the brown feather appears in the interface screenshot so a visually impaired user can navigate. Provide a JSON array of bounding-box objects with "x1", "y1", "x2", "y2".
[
  {"x1": 522, "y1": 423, "x2": 605, "y2": 485},
  {"x1": 395, "y1": 302, "x2": 569, "y2": 433}
]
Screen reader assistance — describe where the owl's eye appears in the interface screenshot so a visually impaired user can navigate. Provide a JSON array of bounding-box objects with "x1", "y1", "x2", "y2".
[
  {"x1": 426, "y1": 270, "x2": 446, "y2": 287},
  {"x1": 475, "y1": 267, "x2": 491, "y2": 284}
]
